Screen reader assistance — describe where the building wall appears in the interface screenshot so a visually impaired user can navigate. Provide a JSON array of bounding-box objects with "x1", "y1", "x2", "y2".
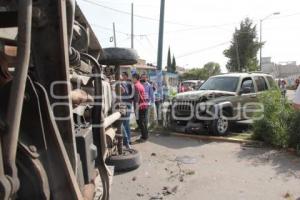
[
  {"x1": 262, "y1": 57, "x2": 300, "y2": 79},
  {"x1": 277, "y1": 63, "x2": 300, "y2": 78}
]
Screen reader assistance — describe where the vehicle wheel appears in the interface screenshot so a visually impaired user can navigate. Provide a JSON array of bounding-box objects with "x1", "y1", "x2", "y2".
[
  {"x1": 99, "y1": 48, "x2": 139, "y2": 66},
  {"x1": 106, "y1": 149, "x2": 141, "y2": 172},
  {"x1": 209, "y1": 114, "x2": 230, "y2": 136}
]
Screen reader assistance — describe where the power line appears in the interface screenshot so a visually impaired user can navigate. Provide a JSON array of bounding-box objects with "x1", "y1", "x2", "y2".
[
  {"x1": 177, "y1": 41, "x2": 230, "y2": 59},
  {"x1": 269, "y1": 12, "x2": 300, "y2": 20},
  {"x1": 82, "y1": 0, "x2": 300, "y2": 37},
  {"x1": 144, "y1": 36, "x2": 156, "y2": 51},
  {"x1": 90, "y1": 0, "x2": 159, "y2": 8},
  {"x1": 118, "y1": 37, "x2": 131, "y2": 45},
  {"x1": 80, "y1": 0, "x2": 196, "y2": 27},
  {"x1": 142, "y1": 22, "x2": 239, "y2": 36},
  {"x1": 91, "y1": 23, "x2": 154, "y2": 37},
  {"x1": 91, "y1": 23, "x2": 129, "y2": 35},
  {"x1": 135, "y1": 37, "x2": 156, "y2": 58}
]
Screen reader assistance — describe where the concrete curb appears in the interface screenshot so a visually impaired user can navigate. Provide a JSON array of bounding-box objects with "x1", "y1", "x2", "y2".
[
  {"x1": 152, "y1": 130, "x2": 260, "y2": 145},
  {"x1": 134, "y1": 129, "x2": 299, "y2": 156}
]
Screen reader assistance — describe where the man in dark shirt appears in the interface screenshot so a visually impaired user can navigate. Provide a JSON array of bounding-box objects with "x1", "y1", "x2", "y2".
[{"x1": 132, "y1": 73, "x2": 148, "y2": 142}]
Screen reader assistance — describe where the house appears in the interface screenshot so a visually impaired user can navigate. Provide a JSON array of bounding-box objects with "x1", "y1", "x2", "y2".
[
  {"x1": 120, "y1": 59, "x2": 156, "y2": 77},
  {"x1": 262, "y1": 57, "x2": 300, "y2": 86}
]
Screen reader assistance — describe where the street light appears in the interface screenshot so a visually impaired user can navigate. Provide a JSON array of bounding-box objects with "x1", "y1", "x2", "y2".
[{"x1": 259, "y1": 12, "x2": 280, "y2": 71}]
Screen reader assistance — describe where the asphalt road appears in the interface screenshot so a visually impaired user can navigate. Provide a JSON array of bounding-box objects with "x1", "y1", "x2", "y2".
[{"x1": 111, "y1": 134, "x2": 300, "y2": 200}]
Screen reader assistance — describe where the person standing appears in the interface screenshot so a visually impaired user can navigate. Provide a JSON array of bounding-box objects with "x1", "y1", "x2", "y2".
[
  {"x1": 293, "y1": 84, "x2": 300, "y2": 110},
  {"x1": 140, "y1": 74, "x2": 154, "y2": 105},
  {"x1": 132, "y1": 73, "x2": 149, "y2": 142},
  {"x1": 140, "y1": 74, "x2": 154, "y2": 125},
  {"x1": 295, "y1": 77, "x2": 300, "y2": 89},
  {"x1": 121, "y1": 72, "x2": 133, "y2": 147},
  {"x1": 280, "y1": 79, "x2": 287, "y2": 97}
]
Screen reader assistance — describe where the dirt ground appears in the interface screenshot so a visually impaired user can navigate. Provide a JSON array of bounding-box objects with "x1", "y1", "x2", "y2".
[{"x1": 110, "y1": 133, "x2": 300, "y2": 200}]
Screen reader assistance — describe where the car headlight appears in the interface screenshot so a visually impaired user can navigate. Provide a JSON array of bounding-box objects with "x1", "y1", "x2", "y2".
[{"x1": 198, "y1": 102, "x2": 206, "y2": 112}]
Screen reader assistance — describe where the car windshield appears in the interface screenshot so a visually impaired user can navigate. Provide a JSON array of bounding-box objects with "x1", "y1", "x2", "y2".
[{"x1": 199, "y1": 77, "x2": 239, "y2": 92}]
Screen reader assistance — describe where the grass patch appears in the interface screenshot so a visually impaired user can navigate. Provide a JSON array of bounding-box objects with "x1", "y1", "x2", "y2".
[{"x1": 228, "y1": 132, "x2": 253, "y2": 140}]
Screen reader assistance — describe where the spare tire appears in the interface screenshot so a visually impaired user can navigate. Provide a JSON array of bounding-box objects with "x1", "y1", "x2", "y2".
[
  {"x1": 106, "y1": 149, "x2": 141, "y2": 172},
  {"x1": 99, "y1": 48, "x2": 139, "y2": 66}
]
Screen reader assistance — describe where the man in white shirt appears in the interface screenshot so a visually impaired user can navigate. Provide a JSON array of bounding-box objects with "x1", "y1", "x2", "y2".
[{"x1": 293, "y1": 86, "x2": 300, "y2": 110}]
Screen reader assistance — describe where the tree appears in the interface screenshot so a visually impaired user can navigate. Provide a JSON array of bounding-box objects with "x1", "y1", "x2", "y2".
[
  {"x1": 167, "y1": 46, "x2": 172, "y2": 72},
  {"x1": 203, "y1": 62, "x2": 221, "y2": 77},
  {"x1": 171, "y1": 54, "x2": 177, "y2": 73},
  {"x1": 180, "y1": 62, "x2": 221, "y2": 80},
  {"x1": 223, "y1": 18, "x2": 262, "y2": 72}
]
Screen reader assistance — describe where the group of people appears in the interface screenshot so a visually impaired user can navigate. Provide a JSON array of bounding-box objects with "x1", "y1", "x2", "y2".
[{"x1": 120, "y1": 72, "x2": 155, "y2": 149}]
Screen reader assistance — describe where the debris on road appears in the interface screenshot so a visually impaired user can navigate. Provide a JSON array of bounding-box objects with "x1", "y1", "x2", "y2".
[
  {"x1": 111, "y1": 135, "x2": 300, "y2": 200},
  {"x1": 179, "y1": 176, "x2": 184, "y2": 182},
  {"x1": 162, "y1": 186, "x2": 172, "y2": 196},
  {"x1": 185, "y1": 169, "x2": 196, "y2": 176},
  {"x1": 175, "y1": 155, "x2": 198, "y2": 164},
  {"x1": 283, "y1": 192, "x2": 293, "y2": 199},
  {"x1": 149, "y1": 193, "x2": 163, "y2": 200},
  {"x1": 151, "y1": 153, "x2": 157, "y2": 156},
  {"x1": 171, "y1": 185, "x2": 179, "y2": 193},
  {"x1": 166, "y1": 161, "x2": 196, "y2": 183},
  {"x1": 136, "y1": 193, "x2": 144, "y2": 197},
  {"x1": 132, "y1": 176, "x2": 137, "y2": 181}
]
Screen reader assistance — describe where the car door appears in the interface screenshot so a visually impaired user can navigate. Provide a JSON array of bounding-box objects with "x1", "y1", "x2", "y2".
[
  {"x1": 254, "y1": 75, "x2": 269, "y2": 94},
  {"x1": 238, "y1": 77, "x2": 257, "y2": 120},
  {"x1": 265, "y1": 76, "x2": 278, "y2": 90}
]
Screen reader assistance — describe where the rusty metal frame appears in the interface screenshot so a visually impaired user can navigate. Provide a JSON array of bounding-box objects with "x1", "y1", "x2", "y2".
[
  {"x1": 80, "y1": 52, "x2": 110, "y2": 200},
  {"x1": 2, "y1": 0, "x2": 32, "y2": 195},
  {"x1": 31, "y1": 0, "x2": 77, "y2": 171},
  {"x1": 1, "y1": 0, "x2": 113, "y2": 199}
]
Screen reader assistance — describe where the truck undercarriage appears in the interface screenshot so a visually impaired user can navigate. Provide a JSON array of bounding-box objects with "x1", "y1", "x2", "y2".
[{"x1": 0, "y1": 1, "x2": 140, "y2": 199}]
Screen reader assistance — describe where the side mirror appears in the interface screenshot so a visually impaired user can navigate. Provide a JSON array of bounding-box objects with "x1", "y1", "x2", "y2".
[{"x1": 239, "y1": 87, "x2": 251, "y2": 95}]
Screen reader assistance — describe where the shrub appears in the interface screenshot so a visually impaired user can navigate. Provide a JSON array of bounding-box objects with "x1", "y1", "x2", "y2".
[
  {"x1": 253, "y1": 90, "x2": 294, "y2": 148},
  {"x1": 288, "y1": 111, "x2": 300, "y2": 148}
]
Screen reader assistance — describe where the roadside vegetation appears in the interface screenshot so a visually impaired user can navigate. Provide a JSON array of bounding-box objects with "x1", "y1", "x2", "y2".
[
  {"x1": 253, "y1": 90, "x2": 300, "y2": 151},
  {"x1": 179, "y1": 62, "x2": 221, "y2": 81}
]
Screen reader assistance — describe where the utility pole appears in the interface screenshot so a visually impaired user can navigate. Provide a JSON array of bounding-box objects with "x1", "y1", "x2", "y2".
[
  {"x1": 156, "y1": 0, "x2": 165, "y2": 122},
  {"x1": 157, "y1": 0, "x2": 165, "y2": 71},
  {"x1": 234, "y1": 34, "x2": 241, "y2": 72},
  {"x1": 131, "y1": 3, "x2": 134, "y2": 48},
  {"x1": 259, "y1": 19, "x2": 262, "y2": 71},
  {"x1": 259, "y1": 12, "x2": 280, "y2": 71},
  {"x1": 113, "y1": 22, "x2": 117, "y2": 47}
]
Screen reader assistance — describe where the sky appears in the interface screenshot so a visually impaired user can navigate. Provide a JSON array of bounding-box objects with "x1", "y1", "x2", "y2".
[{"x1": 77, "y1": 0, "x2": 300, "y2": 72}]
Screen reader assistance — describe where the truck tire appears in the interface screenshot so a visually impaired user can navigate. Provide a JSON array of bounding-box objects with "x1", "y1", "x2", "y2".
[
  {"x1": 106, "y1": 149, "x2": 141, "y2": 172},
  {"x1": 99, "y1": 48, "x2": 139, "y2": 66}
]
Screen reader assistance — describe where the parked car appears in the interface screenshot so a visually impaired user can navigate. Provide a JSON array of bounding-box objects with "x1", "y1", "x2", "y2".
[
  {"x1": 179, "y1": 80, "x2": 204, "y2": 92},
  {"x1": 166, "y1": 73, "x2": 277, "y2": 135}
]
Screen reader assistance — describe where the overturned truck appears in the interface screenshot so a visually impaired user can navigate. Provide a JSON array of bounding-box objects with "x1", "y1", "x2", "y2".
[{"x1": 0, "y1": 1, "x2": 140, "y2": 199}]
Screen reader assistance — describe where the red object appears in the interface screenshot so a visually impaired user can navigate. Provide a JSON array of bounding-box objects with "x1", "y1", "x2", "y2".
[
  {"x1": 134, "y1": 81, "x2": 148, "y2": 110},
  {"x1": 180, "y1": 85, "x2": 186, "y2": 93}
]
